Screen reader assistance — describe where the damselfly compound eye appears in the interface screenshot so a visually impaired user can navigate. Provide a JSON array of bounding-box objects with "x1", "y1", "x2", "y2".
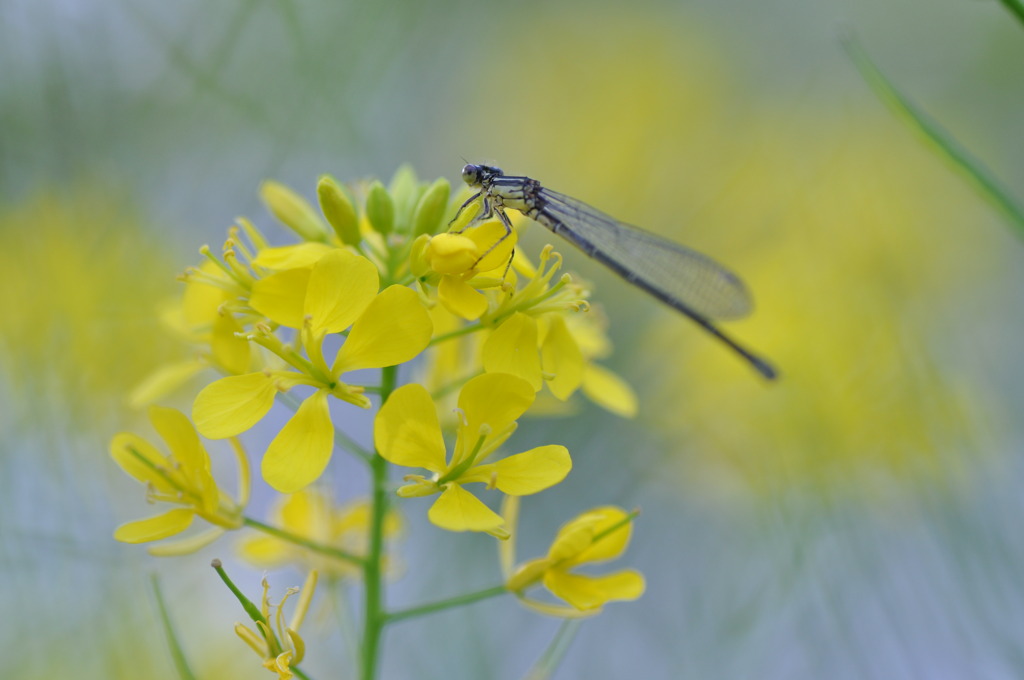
[{"x1": 461, "y1": 164, "x2": 481, "y2": 186}]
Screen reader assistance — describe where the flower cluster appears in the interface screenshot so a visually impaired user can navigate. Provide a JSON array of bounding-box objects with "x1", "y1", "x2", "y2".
[{"x1": 110, "y1": 167, "x2": 645, "y2": 679}]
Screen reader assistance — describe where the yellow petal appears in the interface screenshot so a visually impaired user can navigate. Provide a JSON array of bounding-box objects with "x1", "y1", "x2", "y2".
[
  {"x1": 235, "y1": 623, "x2": 266, "y2": 655},
  {"x1": 543, "y1": 569, "x2": 645, "y2": 610},
  {"x1": 506, "y1": 557, "x2": 552, "y2": 592},
  {"x1": 483, "y1": 313, "x2": 543, "y2": 390},
  {"x1": 304, "y1": 250, "x2": 379, "y2": 334},
  {"x1": 150, "y1": 405, "x2": 219, "y2": 513},
  {"x1": 149, "y1": 405, "x2": 205, "y2": 473},
  {"x1": 426, "y1": 233, "x2": 479, "y2": 275},
  {"x1": 127, "y1": 360, "x2": 203, "y2": 409},
  {"x1": 438, "y1": 275, "x2": 489, "y2": 320},
  {"x1": 492, "y1": 445, "x2": 571, "y2": 496},
  {"x1": 553, "y1": 506, "x2": 633, "y2": 566},
  {"x1": 581, "y1": 364, "x2": 637, "y2": 418},
  {"x1": 193, "y1": 372, "x2": 278, "y2": 439},
  {"x1": 374, "y1": 383, "x2": 448, "y2": 472},
  {"x1": 458, "y1": 373, "x2": 535, "y2": 440},
  {"x1": 113, "y1": 508, "x2": 194, "y2": 543},
  {"x1": 278, "y1": 488, "x2": 330, "y2": 534},
  {"x1": 182, "y1": 263, "x2": 230, "y2": 327},
  {"x1": 465, "y1": 219, "x2": 516, "y2": 273},
  {"x1": 237, "y1": 534, "x2": 292, "y2": 567},
  {"x1": 262, "y1": 390, "x2": 334, "y2": 493},
  {"x1": 428, "y1": 484, "x2": 506, "y2": 534},
  {"x1": 250, "y1": 268, "x2": 312, "y2": 328},
  {"x1": 540, "y1": 315, "x2": 584, "y2": 400},
  {"x1": 148, "y1": 527, "x2": 226, "y2": 556},
  {"x1": 447, "y1": 197, "x2": 482, "y2": 232},
  {"x1": 109, "y1": 432, "x2": 177, "y2": 493},
  {"x1": 333, "y1": 285, "x2": 432, "y2": 373},
  {"x1": 212, "y1": 312, "x2": 251, "y2": 375},
  {"x1": 546, "y1": 529, "x2": 595, "y2": 573},
  {"x1": 499, "y1": 496, "x2": 520, "y2": 577},
  {"x1": 253, "y1": 242, "x2": 335, "y2": 270},
  {"x1": 515, "y1": 595, "x2": 600, "y2": 619},
  {"x1": 396, "y1": 477, "x2": 441, "y2": 498}
]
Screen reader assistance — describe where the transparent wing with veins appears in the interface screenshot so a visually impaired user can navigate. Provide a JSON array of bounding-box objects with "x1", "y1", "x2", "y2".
[{"x1": 535, "y1": 188, "x2": 753, "y2": 321}]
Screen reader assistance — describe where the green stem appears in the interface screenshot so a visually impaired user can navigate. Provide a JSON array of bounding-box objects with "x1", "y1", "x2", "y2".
[
  {"x1": 360, "y1": 364, "x2": 398, "y2": 680},
  {"x1": 998, "y1": 0, "x2": 1024, "y2": 28},
  {"x1": 150, "y1": 574, "x2": 198, "y2": 680},
  {"x1": 243, "y1": 517, "x2": 366, "y2": 566},
  {"x1": 428, "y1": 321, "x2": 484, "y2": 346},
  {"x1": 291, "y1": 666, "x2": 314, "y2": 680},
  {"x1": 383, "y1": 585, "x2": 508, "y2": 624},
  {"x1": 523, "y1": 619, "x2": 583, "y2": 680}
]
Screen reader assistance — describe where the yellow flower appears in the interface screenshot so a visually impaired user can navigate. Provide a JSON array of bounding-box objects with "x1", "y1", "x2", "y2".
[
  {"x1": 110, "y1": 406, "x2": 249, "y2": 555},
  {"x1": 237, "y1": 489, "x2": 402, "y2": 579},
  {"x1": 425, "y1": 218, "x2": 518, "y2": 320},
  {"x1": 481, "y1": 303, "x2": 636, "y2": 416},
  {"x1": 192, "y1": 248, "x2": 433, "y2": 493},
  {"x1": 234, "y1": 570, "x2": 318, "y2": 679},
  {"x1": 374, "y1": 373, "x2": 572, "y2": 538},
  {"x1": 129, "y1": 219, "x2": 291, "y2": 408},
  {"x1": 501, "y1": 498, "x2": 644, "y2": 616},
  {"x1": 0, "y1": 188, "x2": 182, "y2": 425}
]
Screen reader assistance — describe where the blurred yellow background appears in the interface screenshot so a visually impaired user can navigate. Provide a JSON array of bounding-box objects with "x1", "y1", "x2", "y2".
[{"x1": 4, "y1": 1, "x2": 1024, "y2": 678}]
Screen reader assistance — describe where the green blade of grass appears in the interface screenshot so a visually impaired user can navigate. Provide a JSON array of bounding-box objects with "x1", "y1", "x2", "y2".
[
  {"x1": 521, "y1": 619, "x2": 583, "y2": 680},
  {"x1": 151, "y1": 574, "x2": 198, "y2": 680},
  {"x1": 841, "y1": 30, "x2": 1024, "y2": 241},
  {"x1": 998, "y1": 0, "x2": 1024, "y2": 29}
]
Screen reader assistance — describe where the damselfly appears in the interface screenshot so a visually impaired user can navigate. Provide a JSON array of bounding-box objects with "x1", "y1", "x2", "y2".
[{"x1": 456, "y1": 163, "x2": 777, "y2": 380}]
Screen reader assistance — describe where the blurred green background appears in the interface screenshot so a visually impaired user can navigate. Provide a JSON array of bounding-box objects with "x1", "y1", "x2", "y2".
[{"x1": 4, "y1": 0, "x2": 1024, "y2": 678}]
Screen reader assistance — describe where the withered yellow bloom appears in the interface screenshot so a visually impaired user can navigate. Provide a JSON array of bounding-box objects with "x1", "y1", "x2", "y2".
[{"x1": 234, "y1": 570, "x2": 318, "y2": 679}]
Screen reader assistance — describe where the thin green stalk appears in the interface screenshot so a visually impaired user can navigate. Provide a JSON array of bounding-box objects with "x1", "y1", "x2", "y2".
[
  {"x1": 329, "y1": 580, "x2": 361, "y2": 677},
  {"x1": 243, "y1": 517, "x2": 366, "y2": 566},
  {"x1": 361, "y1": 364, "x2": 397, "y2": 680},
  {"x1": 523, "y1": 619, "x2": 583, "y2": 680},
  {"x1": 998, "y1": 0, "x2": 1024, "y2": 28},
  {"x1": 841, "y1": 30, "x2": 1024, "y2": 240},
  {"x1": 384, "y1": 585, "x2": 509, "y2": 624},
  {"x1": 150, "y1": 574, "x2": 198, "y2": 680},
  {"x1": 291, "y1": 666, "x2": 314, "y2": 680},
  {"x1": 428, "y1": 321, "x2": 484, "y2": 346}
]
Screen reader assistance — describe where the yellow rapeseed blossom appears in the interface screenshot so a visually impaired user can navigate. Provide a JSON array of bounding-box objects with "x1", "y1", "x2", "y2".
[
  {"x1": 478, "y1": 249, "x2": 636, "y2": 413},
  {"x1": 418, "y1": 231, "x2": 636, "y2": 416},
  {"x1": 110, "y1": 406, "x2": 249, "y2": 555},
  {"x1": 501, "y1": 498, "x2": 645, "y2": 615},
  {"x1": 374, "y1": 373, "x2": 571, "y2": 538},
  {"x1": 234, "y1": 570, "x2": 318, "y2": 679},
  {"x1": 645, "y1": 116, "x2": 1000, "y2": 499},
  {"x1": 192, "y1": 248, "x2": 433, "y2": 492},
  {"x1": 0, "y1": 188, "x2": 180, "y2": 425},
  {"x1": 237, "y1": 489, "x2": 402, "y2": 579},
  {"x1": 109, "y1": 167, "x2": 648, "y2": 678},
  {"x1": 424, "y1": 217, "x2": 518, "y2": 320}
]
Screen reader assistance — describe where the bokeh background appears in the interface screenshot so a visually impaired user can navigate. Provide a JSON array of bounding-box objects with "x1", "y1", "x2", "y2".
[{"x1": 4, "y1": 0, "x2": 1024, "y2": 678}]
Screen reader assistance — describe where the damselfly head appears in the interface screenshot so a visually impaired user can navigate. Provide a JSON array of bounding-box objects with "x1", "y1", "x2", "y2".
[{"x1": 461, "y1": 164, "x2": 503, "y2": 187}]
